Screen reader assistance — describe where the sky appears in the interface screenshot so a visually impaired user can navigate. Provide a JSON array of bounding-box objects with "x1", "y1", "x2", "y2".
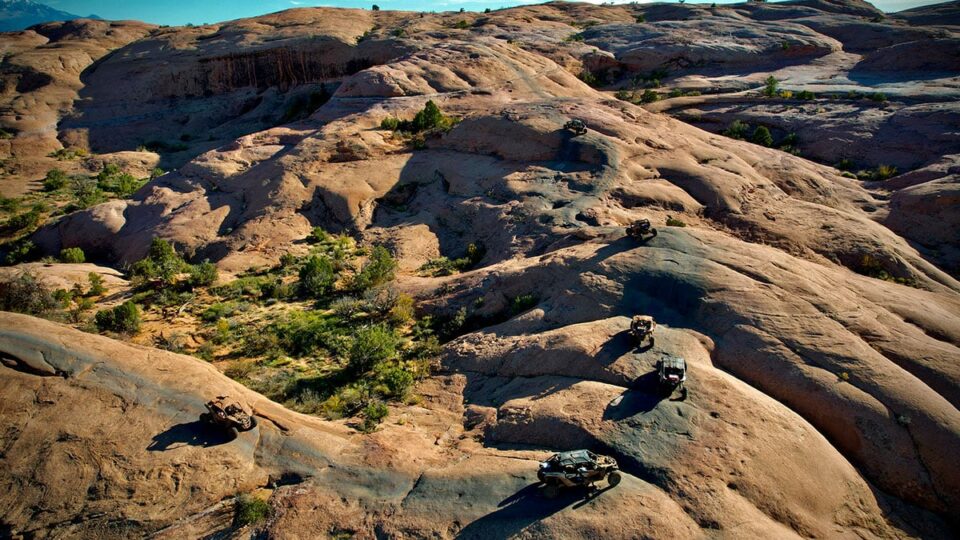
[{"x1": 40, "y1": 0, "x2": 947, "y2": 26}]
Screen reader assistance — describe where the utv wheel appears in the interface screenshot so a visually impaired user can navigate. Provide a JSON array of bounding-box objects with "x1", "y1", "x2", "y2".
[
  {"x1": 537, "y1": 471, "x2": 546, "y2": 483},
  {"x1": 199, "y1": 412, "x2": 212, "y2": 424},
  {"x1": 543, "y1": 483, "x2": 560, "y2": 499},
  {"x1": 607, "y1": 471, "x2": 622, "y2": 488},
  {"x1": 240, "y1": 416, "x2": 258, "y2": 432},
  {"x1": 228, "y1": 426, "x2": 240, "y2": 440}
]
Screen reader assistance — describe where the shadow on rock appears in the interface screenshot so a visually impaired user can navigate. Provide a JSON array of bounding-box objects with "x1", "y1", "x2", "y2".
[
  {"x1": 602, "y1": 371, "x2": 667, "y2": 421},
  {"x1": 456, "y1": 483, "x2": 578, "y2": 540},
  {"x1": 147, "y1": 421, "x2": 235, "y2": 451}
]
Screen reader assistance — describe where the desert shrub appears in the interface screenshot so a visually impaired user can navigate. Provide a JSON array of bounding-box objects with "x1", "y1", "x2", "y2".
[
  {"x1": 353, "y1": 246, "x2": 396, "y2": 290},
  {"x1": 635, "y1": 14, "x2": 646, "y2": 22},
  {"x1": 0, "y1": 197, "x2": 18, "y2": 213},
  {"x1": 668, "y1": 88, "x2": 684, "y2": 98},
  {"x1": 564, "y1": 33, "x2": 584, "y2": 42},
  {"x1": 857, "y1": 164, "x2": 898, "y2": 181},
  {"x1": 835, "y1": 158, "x2": 854, "y2": 171},
  {"x1": 389, "y1": 293, "x2": 415, "y2": 325},
  {"x1": 87, "y1": 272, "x2": 106, "y2": 296},
  {"x1": 269, "y1": 311, "x2": 340, "y2": 357},
  {"x1": 187, "y1": 261, "x2": 218, "y2": 288},
  {"x1": 130, "y1": 238, "x2": 188, "y2": 287},
  {"x1": 5, "y1": 206, "x2": 42, "y2": 232},
  {"x1": 411, "y1": 100, "x2": 452, "y2": 132},
  {"x1": 298, "y1": 255, "x2": 336, "y2": 297},
  {"x1": 762, "y1": 75, "x2": 779, "y2": 97},
  {"x1": 453, "y1": 20, "x2": 470, "y2": 29},
  {"x1": 234, "y1": 494, "x2": 271, "y2": 526},
  {"x1": 361, "y1": 401, "x2": 389, "y2": 432},
  {"x1": 224, "y1": 360, "x2": 256, "y2": 380},
  {"x1": 5, "y1": 240, "x2": 38, "y2": 264},
  {"x1": 371, "y1": 4, "x2": 380, "y2": 10},
  {"x1": 94, "y1": 301, "x2": 141, "y2": 334},
  {"x1": 0, "y1": 128, "x2": 13, "y2": 140},
  {"x1": 511, "y1": 294, "x2": 538, "y2": 315},
  {"x1": 639, "y1": 89, "x2": 660, "y2": 103},
  {"x1": 331, "y1": 296, "x2": 366, "y2": 318},
  {"x1": 796, "y1": 90, "x2": 815, "y2": 100},
  {"x1": 723, "y1": 120, "x2": 750, "y2": 140},
  {"x1": 380, "y1": 116, "x2": 400, "y2": 130},
  {"x1": 579, "y1": 70, "x2": 599, "y2": 87},
  {"x1": 43, "y1": 169, "x2": 68, "y2": 191},
  {"x1": 349, "y1": 325, "x2": 399, "y2": 373},
  {"x1": 70, "y1": 177, "x2": 106, "y2": 209},
  {"x1": 49, "y1": 147, "x2": 88, "y2": 160},
  {"x1": 0, "y1": 272, "x2": 56, "y2": 315},
  {"x1": 750, "y1": 126, "x2": 773, "y2": 147},
  {"x1": 376, "y1": 364, "x2": 415, "y2": 398},
  {"x1": 867, "y1": 92, "x2": 887, "y2": 103},
  {"x1": 59, "y1": 247, "x2": 85, "y2": 263},
  {"x1": 97, "y1": 164, "x2": 144, "y2": 197},
  {"x1": 778, "y1": 89, "x2": 793, "y2": 99},
  {"x1": 666, "y1": 216, "x2": 687, "y2": 227}
]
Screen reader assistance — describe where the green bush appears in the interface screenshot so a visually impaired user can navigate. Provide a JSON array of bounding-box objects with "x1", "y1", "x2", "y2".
[
  {"x1": 299, "y1": 255, "x2": 337, "y2": 297},
  {"x1": 411, "y1": 100, "x2": 451, "y2": 132},
  {"x1": 130, "y1": 238, "x2": 188, "y2": 287},
  {"x1": 867, "y1": 92, "x2": 887, "y2": 103},
  {"x1": 380, "y1": 116, "x2": 400, "y2": 130},
  {"x1": 88, "y1": 272, "x2": 106, "y2": 296},
  {"x1": 376, "y1": 364, "x2": 415, "y2": 398},
  {"x1": 389, "y1": 293, "x2": 415, "y2": 325},
  {"x1": 635, "y1": 14, "x2": 646, "y2": 22},
  {"x1": 5, "y1": 240, "x2": 38, "y2": 264},
  {"x1": 5, "y1": 208, "x2": 41, "y2": 232},
  {"x1": 59, "y1": 247, "x2": 86, "y2": 263},
  {"x1": 750, "y1": 126, "x2": 773, "y2": 147},
  {"x1": 723, "y1": 120, "x2": 750, "y2": 140},
  {"x1": 234, "y1": 494, "x2": 271, "y2": 526},
  {"x1": 188, "y1": 261, "x2": 218, "y2": 288},
  {"x1": 349, "y1": 325, "x2": 399, "y2": 373},
  {"x1": 43, "y1": 169, "x2": 68, "y2": 191},
  {"x1": 361, "y1": 401, "x2": 389, "y2": 432},
  {"x1": 0, "y1": 272, "x2": 56, "y2": 315},
  {"x1": 666, "y1": 216, "x2": 687, "y2": 227},
  {"x1": 762, "y1": 75, "x2": 779, "y2": 97},
  {"x1": 835, "y1": 158, "x2": 854, "y2": 171},
  {"x1": 640, "y1": 89, "x2": 660, "y2": 103},
  {"x1": 353, "y1": 246, "x2": 396, "y2": 290},
  {"x1": 95, "y1": 301, "x2": 141, "y2": 334},
  {"x1": 511, "y1": 294, "x2": 538, "y2": 315},
  {"x1": 796, "y1": 90, "x2": 816, "y2": 100}
]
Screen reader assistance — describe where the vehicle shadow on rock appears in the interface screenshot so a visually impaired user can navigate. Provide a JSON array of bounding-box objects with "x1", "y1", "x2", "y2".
[
  {"x1": 147, "y1": 420, "x2": 236, "y2": 451},
  {"x1": 455, "y1": 483, "x2": 579, "y2": 540},
  {"x1": 602, "y1": 371, "x2": 668, "y2": 421}
]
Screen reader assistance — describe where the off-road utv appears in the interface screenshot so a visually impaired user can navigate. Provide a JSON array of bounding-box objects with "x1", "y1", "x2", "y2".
[
  {"x1": 657, "y1": 356, "x2": 687, "y2": 398},
  {"x1": 627, "y1": 219, "x2": 658, "y2": 241},
  {"x1": 201, "y1": 396, "x2": 257, "y2": 438},
  {"x1": 630, "y1": 315, "x2": 656, "y2": 347},
  {"x1": 564, "y1": 119, "x2": 587, "y2": 135},
  {"x1": 537, "y1": 449, "x2": 622, "y2": 497}
]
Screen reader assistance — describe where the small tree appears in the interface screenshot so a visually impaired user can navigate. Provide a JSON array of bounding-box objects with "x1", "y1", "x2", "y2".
[
  {"x1": 353, "y1": 246, "x2": 397, "y2": 290},
  {"x1": 762, "y1": 75, "x2": 779, "y2": 97},
  {"x1": 411, "y1": 100, "x2": 448, "y2": 132},
  {"x1": 188, "y1": 261, "x2": 218, "y2": 288},
  {"x1": 59, "y1": 247, "x2": 86, "y2": 263},
  {"x1": 750, "y1": 126, "x2": 773, "y2": 147},
  {"x1": 371, "y1": 4, "x2": 380, "y2": 10},
  {"x1": 0, "y1": 272, "x2": 56, "y2": 315},
  {"x1": 130, "y1": 238, "x2": 188, "y2": 287},
  {"x1": 43, "y1": 169, "x2": 68, "y2": 191},
  {"x1": 723, "y1": 120, "x2": 750, "y2": 140},
  {"x1": 299, "y1": 255, "x2": 336, "y2": 297},
  {"x1": 349, "y1": 325, "x2": 399, "y2": 373},
  {"x1": 95, "y1": 301, "x2": 141, "y2": 334},
  {"x1": 361, "y1": 401, "x2": 389, "y2": 432},
  {"x1": 88, "y1": 272, "x2": 106, "y2": 296}
]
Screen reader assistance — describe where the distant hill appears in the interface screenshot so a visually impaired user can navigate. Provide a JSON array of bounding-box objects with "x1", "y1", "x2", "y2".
[{"x1": 0, "y1": 0, "x2": 99, "y2": 32}]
